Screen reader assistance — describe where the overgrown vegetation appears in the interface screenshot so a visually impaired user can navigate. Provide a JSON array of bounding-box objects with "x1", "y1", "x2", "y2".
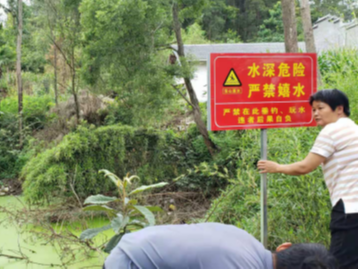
[
  {"x1": 0, "y1": 94, "x2": 54, "y2": 180},
  {"x1": 1, "y1": 0, "x2": 358, "y2": 266},
  {"x1": 21, "y1": 122, "x2": 244, "y2": 204}
]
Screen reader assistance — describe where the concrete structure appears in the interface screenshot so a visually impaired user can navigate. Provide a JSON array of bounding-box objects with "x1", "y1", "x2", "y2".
[
  {"x1": 173, "y1": 15, "x2": 358, "y2": 102},
  {"x1": 313, "y1": 15, "x2": 358, "y2": 51}
]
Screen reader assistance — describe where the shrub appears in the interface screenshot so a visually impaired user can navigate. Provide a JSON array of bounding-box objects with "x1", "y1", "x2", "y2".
[
  {"x1": 318, "y1": 48, "x2": 358, "y2": 77},
  {"x1": 22, "y1": 125, "x2": 189, "y2": 203},
  {"x1": 0, "y1": 94, "x2": 55, "y2": 180},
  {"x1": 22, "y1": 122, "x2": 247, "y2": 203},
  {"x1": 207, "y1": 127, "x2": 331, "y2": 250},
  {"x1": 0, "y1": 94, "x2": 55, "y2": 131},
  {"x1": 22, "y1": 125, "x2": 132, "y2": 203}
]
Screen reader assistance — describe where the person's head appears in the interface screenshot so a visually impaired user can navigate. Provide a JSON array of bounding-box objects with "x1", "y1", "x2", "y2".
[
  {"x1": 275, "y1": 243, "x2": 338, "y2": 269},
  {"x1": 309, "y1": 89, "x2": 350, "y2": 127}
]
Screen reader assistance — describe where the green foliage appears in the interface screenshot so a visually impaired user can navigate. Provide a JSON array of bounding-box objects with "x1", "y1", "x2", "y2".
[
  {"x1": 0, "y1": 94, "x2": 55, "y2": 130},
  {"x1": 310, "y1": 0, "x2": 356, "y2": 22},
  {"x1": 22, "y1": 125, "x2": 131, "y2": 203},
  {"x1": 0, "y1": 24, "x2": 16, "y2": 69},
  {"x1": 80, "y1": 0, "x2": 176, "y2": 126},
  {"x1": 257, "y1": 2, "x2": 285, "y2": 42},
  {"x1": 0, "y1": 95, "x2": 54, "y2": 180},
  {"x1": 80, "y1": 170, "x2": 167, "y2": 253},
  {"x1": 318, "y1": 48, "x2": 358, "y2": 78},
  {"x1": 22, "y1": 119, "x2": 246, "y2": 203},
  {"x1": 22, "y1": 72, "x2": 55, "y2": 96},
  {"x1": 200, "y1": 0, "x2": 240, "y2": 42},
  {"x1": 318, "y1": 49, "x2": 358, "y2": 117},
  {"x1": 208, "y1": 127, "x2": 331, "y2": 250},
  {"x1": 181, "y1": 23, "x2": 210, "y2": 44},
  {"x1": 22, "y1": 125, "x2": 182, "y2": 203},
  {"x1": 257, "y1": 1, "x2": 304, "y2": 43},
  {"x1": 2, "y1": 1, "x2": 47, "y2": 73},
  {"x1": 227, "y1": 0, "x2": 279, "y2": 42}
]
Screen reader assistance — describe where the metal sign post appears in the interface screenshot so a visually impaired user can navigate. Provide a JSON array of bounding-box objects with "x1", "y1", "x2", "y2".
[{"x1": 260, "y1": 129, "x2": 268, "y2": 248}]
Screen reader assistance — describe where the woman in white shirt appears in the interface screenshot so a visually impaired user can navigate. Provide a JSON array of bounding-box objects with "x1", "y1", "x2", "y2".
[{"x1": 258, "y1": 89, "x2": 358, "y2": 269}]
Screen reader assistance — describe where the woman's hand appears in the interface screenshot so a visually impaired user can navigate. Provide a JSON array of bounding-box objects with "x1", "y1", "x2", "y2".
[{"x1": 257, "y1": 160, "x2": 280, "y2": 174}]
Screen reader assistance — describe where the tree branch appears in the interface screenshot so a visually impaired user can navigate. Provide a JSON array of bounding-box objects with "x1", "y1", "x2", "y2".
[
  {"x1": 171, "y1": 84, "x2": 193, "y2": 108},
  {"x1": 46, "y1": 33, "x2": 74, "y2": 71},
  {"x1": 0, "y1": 253, "x2": 26, "y2": 260}
]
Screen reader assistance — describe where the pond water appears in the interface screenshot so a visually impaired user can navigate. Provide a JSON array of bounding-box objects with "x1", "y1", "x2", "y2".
[{"x1": 0, "y1": 196, "x2": 113, "y2": 269}]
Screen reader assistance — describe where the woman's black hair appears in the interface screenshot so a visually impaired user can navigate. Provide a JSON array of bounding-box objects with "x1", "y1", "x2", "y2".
[{"x1": 309, "y1": 89, "x2": 350, "y2": 116}]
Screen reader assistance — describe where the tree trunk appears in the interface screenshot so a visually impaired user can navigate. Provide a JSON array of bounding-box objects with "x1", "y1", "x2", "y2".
[
  {"x1": 71, "y1": 70, "x2": 80, "y2": 122},
  {"x1": 71, "y1": 48, "x2": 80, "y2": 122},
  {"x1": 281, "y1": 0, "x2": 298, "y2": 53},
  {"x1": 54, "y1": 42, "x2": 58, "y2": 106},
  {"x1": 172, "y1": 2, "x2": 218, "y2": 156},
  {"x1": 299, "y1": 0, "x2": 316, "y2": 53},
  {"x1": 299, "y1": 0, "x2": 322, "y2": 86},
  {"x1": 16, "y1": 0, "x2": 23, "y2": 148}
]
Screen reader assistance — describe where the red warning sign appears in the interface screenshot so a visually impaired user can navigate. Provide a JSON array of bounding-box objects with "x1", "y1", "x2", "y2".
[{"x1": 207, "y1": 53, "x2": 317, "y2": 131}]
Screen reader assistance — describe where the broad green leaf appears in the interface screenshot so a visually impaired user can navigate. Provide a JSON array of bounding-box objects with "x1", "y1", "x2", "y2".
[
  {"x1": 129, "y1": 182, "x2": 168, "y2": 196},
  {"x1": 99, "y1": 169, "x2": 121, "y2": 187},
  {"x1": 127, "y1": 220, "x2": 148, "y2": 231},
  {"x1": 80, "y1": 225, "x2": 111, "y2": 240},
  {"x1": 124, "y1": 175, "x2": 140, "y2": 186},
  {"x1": 124, "y1": 198, "x2": 138, "y2": 206},
  {"x1": 145, "y1": 206, "x2": 163, "y2": 212},
  {"x1": 111, "y1": 215, "x2": 122, "y2": 232},
  {"x1": 83, "y1": 205, "x2": 117, "y2": 217},
  {"x1": 104, "y1": 234, "x2": 124, "y2": 253},
  {"x1": 128, "y1": 219, "x2": 147, "y2": 229},
  {"x1": 111, "y1": 214, "x2": 129, "y2": 233},
  {"x1": 133, "y1": 205, "x2": 155, "y2": 226},
  {"x1": 84, "y1": 194, "x2": 117, "y2": 205}
]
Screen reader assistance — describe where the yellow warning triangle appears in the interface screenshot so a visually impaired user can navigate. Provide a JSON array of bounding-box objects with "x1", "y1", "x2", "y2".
[{"x1": 224, "y1": 69, "x2": 242, "y2": 86}]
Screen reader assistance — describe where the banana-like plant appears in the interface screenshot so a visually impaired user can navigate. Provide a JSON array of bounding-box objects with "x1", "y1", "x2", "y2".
[{"x1": 80, "y1": 169, "x2": 168, "y2": 253}]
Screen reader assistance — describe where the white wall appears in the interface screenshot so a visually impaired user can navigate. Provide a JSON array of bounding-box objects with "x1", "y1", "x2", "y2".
[
  {"x1": 175, "y1": 63, "x2": 208, "y2": 103},
  {"x1": 191, "y1": 63, "x2": 208, "y2": 103},
  {"x1": 346, "y1": 24, "x2": 358, "y2": 47},
  {"x1": 314, "y1": 19, "x2": 345, "y2": 51}
]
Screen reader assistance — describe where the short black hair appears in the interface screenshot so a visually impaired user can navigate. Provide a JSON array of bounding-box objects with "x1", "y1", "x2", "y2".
[
  {"x1": 276, "y1": 243, "x2": 338, "y2": 269},
  {"x1": 309, "y1": 89, "x2": 350, "y2": 116}
]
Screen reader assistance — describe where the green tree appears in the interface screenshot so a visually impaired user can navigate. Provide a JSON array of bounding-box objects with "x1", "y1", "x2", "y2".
[
  {"x1": 80, "y1": 0, "x2": 176, "y2": 126},
  {"x1": 32, "y1": 0, "x2": 83, "y2": 120},
  {"x1": 172, "y1": 0, "x2": 218, "y2": 155},
  {"x1": 226, "y1": 0, "x2": 279, "y2": 42},
  {"x1": 201, "y1": 0, "x2": 240, "y2": 42},
  {"x1": 31, "y1": 0, "x2": 68, "y2": 105},
  {"x1": 1, "y1": 1, "x2": 47, "y2": 73},
  {"x1": 0, "y1": 0, "x2": 25, "y2": 147},
  {"x1": 256, "y1": 1, "x2": 304, "y2": 43},
  {"x1": 257, "y1": 2, "x2": 285, "y2": 42},
  {"x1": 181, "y1": 23, "x2": 210, "y2": 44},
  {"x1": 0, "y1": 24, "x2": 16, "y2": 80}
]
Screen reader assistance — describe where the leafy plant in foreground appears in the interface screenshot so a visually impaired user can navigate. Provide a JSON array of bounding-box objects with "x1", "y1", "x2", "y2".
[{"x1": 80, "y1": 170, "x2": 168, "y2": 253}]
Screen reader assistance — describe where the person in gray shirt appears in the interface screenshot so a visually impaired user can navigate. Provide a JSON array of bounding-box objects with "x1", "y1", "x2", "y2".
[{"x1": 104, "y1": 223, "x2": 337, "y2": 269}]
